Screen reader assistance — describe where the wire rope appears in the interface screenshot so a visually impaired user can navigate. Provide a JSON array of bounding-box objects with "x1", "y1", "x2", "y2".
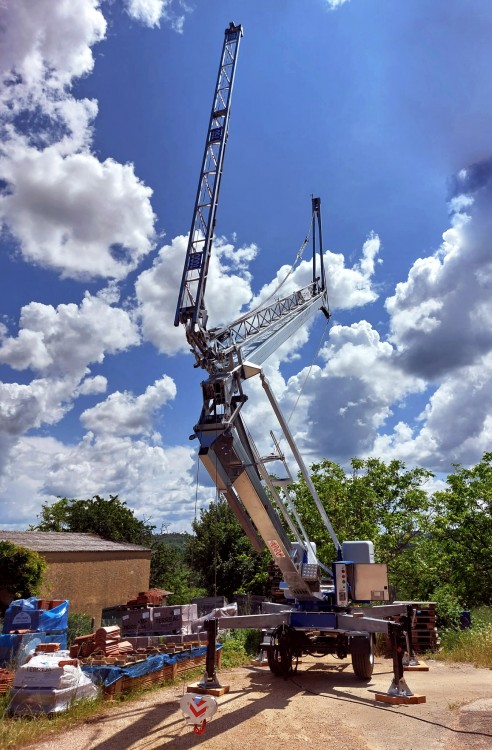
[
  {"x1": 226, "y1": 208, "x2": 316, "y2": 328},
  {"x1": 285, "y1": 317, "x2": 330, "y2": 428},
  {"x1": 188, "y1": 451, "x2": 201, "y2": 584}
]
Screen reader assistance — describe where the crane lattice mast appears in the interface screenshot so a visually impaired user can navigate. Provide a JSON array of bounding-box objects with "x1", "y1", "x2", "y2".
[{"x1": 174, "y1": 22, "x2": 243, "y2": 350}]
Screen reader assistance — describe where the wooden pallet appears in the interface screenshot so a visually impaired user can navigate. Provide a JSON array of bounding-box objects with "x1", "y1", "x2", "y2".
[{"x1": 384, "y1": 602, "x2": 440, "y2": 654}]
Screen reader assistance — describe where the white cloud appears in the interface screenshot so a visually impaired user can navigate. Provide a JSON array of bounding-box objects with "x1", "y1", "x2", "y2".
[
  {"x1": 0, "y1": 0, "x2": 106, "y2": 94},
  {"x1": 323, "y1": 0, "x2": 350, "y2": 8},
  {"x1": 125, "y1": 0, "x2": 166, "y2": 27},
  {"x1": 0, "y1": 292, "x2": 139, "y2": 376},
  {"x1": 0, "y1": 432, "x2": 205, "y2": 531},
  {"x1": 275, "y1": 159, "x2": 492, "y2": 472},
  {"x1": 0, "y1": 144, "x2": 156, "y2": 279},
  {"x1": 81, "y1": 376, "x2": 176, "y2": 436},
  {"x1": 76, "y1": 375, "x2": 108, "y2": 396},
  {"x1": 273, "y1": 320, "x2": 423, "y2": 463},
  {"x1": 123, "y1": 0, "x2": 189, "y2": 32},
  {"x1": 41, "y1": 433, "x2": 198, "y2": 529},
  {"x1": 310, "y1": 157, "x2": 492, "y2": 471},
  {"x1": 0, "y1": 436, "x2": 64, "y2": 528},
  {"x1": 0, "y1": 291, "x2": 140, "y2": 477},
  {"x1": 0, "y1": 0, "x2": 159, "y2": 281},
  {"x1": 371, "y1": 352, "x2": 492, "y2": 471},
  {"x1": 386, "y1": 158, "x2": 492, "y2": 380}
]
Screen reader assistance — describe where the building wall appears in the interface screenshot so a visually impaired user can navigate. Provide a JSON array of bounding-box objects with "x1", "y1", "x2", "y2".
[{"x1": 39, "y1": 552, "x2": 151, "y2": 627}]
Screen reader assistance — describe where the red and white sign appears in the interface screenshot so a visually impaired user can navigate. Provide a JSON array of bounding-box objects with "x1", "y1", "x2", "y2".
[
  {"x1": 179, "y1": 693, "x2": 218, "y2": 725},
  {"x1": 267, "y1": 539, "x2": 285, "y2": 558}
]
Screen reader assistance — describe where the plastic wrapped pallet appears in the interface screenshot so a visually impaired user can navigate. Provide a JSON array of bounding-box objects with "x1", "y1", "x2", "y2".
[
  {"x1": 8, "y1": 651, "x2": 97, "y2": 716},
  {"x1": 151, "y1": 604, "x2": 198, "y2": 634},
  {"x1": 120, "y1": 608, "x2": 152, "y2": 635}
]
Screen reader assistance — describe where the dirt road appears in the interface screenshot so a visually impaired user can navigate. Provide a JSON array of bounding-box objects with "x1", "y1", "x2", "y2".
[{"x1": 29, "y1": 657, "x2": 492, "y2": 750}]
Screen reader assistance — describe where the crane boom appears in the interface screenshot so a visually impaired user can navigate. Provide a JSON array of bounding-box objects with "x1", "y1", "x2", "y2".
[
  {"x1": 174, "y1": 25, "x2": 336, "y2": 598},
  {"x1": 174, "y1": 22, "x2": 243, "y2": 344}
]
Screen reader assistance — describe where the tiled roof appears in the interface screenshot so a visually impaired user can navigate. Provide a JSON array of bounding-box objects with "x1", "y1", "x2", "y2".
[{"x1": 0, "y1": 531, "x2": 150, "y2": 553}]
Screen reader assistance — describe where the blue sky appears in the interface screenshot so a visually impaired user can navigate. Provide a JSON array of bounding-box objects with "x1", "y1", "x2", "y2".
[{"x1": 1, "y1": 0, "x2": 492, "y2": 533}]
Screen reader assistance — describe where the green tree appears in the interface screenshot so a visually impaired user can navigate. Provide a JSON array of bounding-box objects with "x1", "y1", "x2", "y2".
[
  {"x1": 150, "y1": 539, "x2": 206, "y2": 605},
  {"x1": 289, "y1": 457, "x2": 435, "y2": 600},
  {"x1": 431, "y1": 452, "x2": 492, "y2": 607},
  {"x1": 32, "y1": 494, "x2": 154, "y2": 545},
  {"x1": 0, "y1": 542, "x2": 47, "y2": 614},
  {"x1": 185, "y1": 498, "x2": 270, "y2": 601}
]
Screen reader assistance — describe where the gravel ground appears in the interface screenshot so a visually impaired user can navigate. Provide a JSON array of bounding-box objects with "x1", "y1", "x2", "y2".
[{"x1": 27, "y1": 657, "x2": 492, "y2": 750}]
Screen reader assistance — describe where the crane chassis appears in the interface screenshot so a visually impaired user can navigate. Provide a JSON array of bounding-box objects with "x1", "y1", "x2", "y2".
[{"x1": 174, "y1": 23, "x2": 423, "y2": 699}]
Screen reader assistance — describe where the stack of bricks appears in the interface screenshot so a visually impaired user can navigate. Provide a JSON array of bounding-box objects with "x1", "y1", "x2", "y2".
[
  {"x1": 126, "y1": 589, "x2": 167, "y2": 608},
  {"x1": 70, "y1": 633, "x2": 96, "y2": 659},
  {"x1": 0, "y1": 668, "x2": 13, "y2": 694},
  {"x1": 70, "y1": 627, "x2": 133, "y2": 659},
  {"x1": 120, "y1": 604, "x2": 199, "y2": 636},
  {"x1": 393, "y1": 601, "x2": 439, "y2": 653},
  {"x1": 36, "y1": 599, "x2": 66, "y2": 610},
  {"x1": 94, "y1": 626, "x2": 121, "y2": 656},
  {"x1": 120, "y1": 609, "x2": 152, "y2": 634},
  {"x1": 34, "y1": 642, "x2": 60, "y2": 654}
]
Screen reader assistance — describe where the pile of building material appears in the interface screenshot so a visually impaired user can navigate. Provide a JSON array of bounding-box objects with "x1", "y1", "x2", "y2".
[
  {"x1": 394, "y1": 601, "x2": 440, "y2": 653},
  {"x1": 0, "y1": 668, "x2": 13, "y2": 694},
  {"x1": 70, "y1": 626, "x2": 133, "y2": 659},
  {"x1": 121, "y1": 603, "x2": 199, "y2": 636},
  {"x1": 126, "y1": 589, "x2": 170, "y2": 607},
  {"x1": 8, "y1": 648, "x2": 97, "y2": 715},
  {"x1": 0, "y1": 598, "x2": 70, "y2": 668},
  {"x1": 2, "y1": 598, "x2": 68, "y2": 635}
]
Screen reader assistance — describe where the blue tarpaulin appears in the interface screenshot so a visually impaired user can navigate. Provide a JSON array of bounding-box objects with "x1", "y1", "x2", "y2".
[
  {"x1": 2, "y1": 598, "x2": 69, "y2": 634},
  {"x1": 81, "y1": 645, "x2": 220, "y2": 687},
  {"x1": 0, "y1": 631, "x2": 67, "y2": 667}
]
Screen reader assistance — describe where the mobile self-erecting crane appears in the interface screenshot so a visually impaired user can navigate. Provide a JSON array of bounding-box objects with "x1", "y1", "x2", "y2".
[{"x1": 175, "y1": 23, "x2": 422, "y2": 699}]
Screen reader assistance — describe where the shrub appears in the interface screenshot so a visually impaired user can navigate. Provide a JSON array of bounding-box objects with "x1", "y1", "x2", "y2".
[
  {"x1": 432, "y1": 584, "x2": 462, "y2": 630},
  {"x1": 67, "y1": 612, "x2": 94, "y2": 646}
]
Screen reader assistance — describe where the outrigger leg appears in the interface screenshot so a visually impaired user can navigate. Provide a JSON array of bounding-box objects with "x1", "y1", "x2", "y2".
[
  {"x1": 186, "y1": 619, "x2": 230, "y2": 696},
  {"x1": 401, "y1": 605, "x2": 429, "y2": 671},
  {"x1": 375, "y1": 621, "x2": 426, "y2": 704}
]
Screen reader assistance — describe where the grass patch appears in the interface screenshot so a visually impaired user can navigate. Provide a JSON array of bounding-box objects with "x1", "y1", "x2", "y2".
[
  {"x1": 0, "y1": 664, "x2": 205, "y2": 750},
  {"x1": 431, "y1": 607, "x2": 492, "y2": 668},
  {"x1": 0, "y1": 693, "x2": 109, "y2": 750},
  {"x1": 218, "y1": 629, "x2": 262, "y2": 668}
]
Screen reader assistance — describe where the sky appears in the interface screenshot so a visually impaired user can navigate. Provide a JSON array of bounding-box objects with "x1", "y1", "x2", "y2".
[{"x1": 1, "y1": 0, "x2": 492, "y2": 535}]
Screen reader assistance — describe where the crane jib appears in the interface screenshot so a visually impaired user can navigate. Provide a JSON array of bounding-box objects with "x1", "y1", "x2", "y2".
[{"x1": 174, "y1": 23, "x2": 243, "y2": 331}]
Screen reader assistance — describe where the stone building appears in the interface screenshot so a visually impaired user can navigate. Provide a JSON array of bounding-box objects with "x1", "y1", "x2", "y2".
[{"x1": 0, "y1": 531, "x2": 151, "y2": 626}]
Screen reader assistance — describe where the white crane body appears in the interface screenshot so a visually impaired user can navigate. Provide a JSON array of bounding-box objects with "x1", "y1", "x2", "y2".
[{"x1": 174, "y1": 24, "x2": 422, "y2": 694}]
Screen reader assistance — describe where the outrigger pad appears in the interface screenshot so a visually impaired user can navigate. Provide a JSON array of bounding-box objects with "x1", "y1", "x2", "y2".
[
  {"x1": 250, "y1": 659, "x2": 269, "y2": 667},
  {"x1": 375, "y1": 693, "x2": 426, "y2": 705},
  {"x1": 187, "y1": 682, "x2": 230, "y2": 696},
  {"x1": 404, "y1": 662, "x2": 430, "y2": 672}
]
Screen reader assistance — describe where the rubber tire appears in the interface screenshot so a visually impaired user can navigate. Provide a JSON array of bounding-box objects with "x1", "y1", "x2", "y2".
[
  {"x1": 267, "y1": 646, "x2": 283, "y2": 677},
  {"x1": 351, "y1": 639, "x2": 374, "y2": 681}
]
